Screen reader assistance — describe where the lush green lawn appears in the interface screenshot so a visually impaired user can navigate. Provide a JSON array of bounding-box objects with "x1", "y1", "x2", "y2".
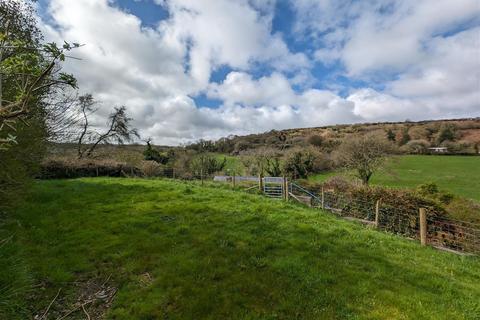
[
  {"x1": 311, "y1": 155, "x2": 480, "y2": 201},
  {"x1": 2, "y1": 178, "x2": 480, "y2": 319}
]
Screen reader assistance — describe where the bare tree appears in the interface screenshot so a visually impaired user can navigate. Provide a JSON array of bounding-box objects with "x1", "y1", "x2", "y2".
[
  {"x1": 334, "y1": 135, "x2": 391, "y2": 185},
  {"x1": 43, "y1": 90, "x2": 84, "y2": 142},
  {"x1": 76, "y1": 94, "x2": 95, "y2": 158},
  {"x1": 76, "y1": 97, "x2": 139, "y2": 158}
]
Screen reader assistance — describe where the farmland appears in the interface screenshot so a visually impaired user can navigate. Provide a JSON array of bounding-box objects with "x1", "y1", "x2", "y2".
[
  {"x1": 310, "y1": 155, "x2": 480, "y2": 201},
  {"x1": 2, "y1": 178, "x2": 479, "y2": 319}
]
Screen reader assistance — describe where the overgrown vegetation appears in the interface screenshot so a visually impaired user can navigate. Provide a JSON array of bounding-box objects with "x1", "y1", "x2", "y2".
[{"x1": 0, "y1": 0, "x2": 77, "y2": 211}]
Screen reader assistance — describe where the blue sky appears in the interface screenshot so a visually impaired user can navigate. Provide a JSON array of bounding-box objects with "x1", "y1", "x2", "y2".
[{"x1": 38, "y1": 0, "x2": 480, "y2": 145}]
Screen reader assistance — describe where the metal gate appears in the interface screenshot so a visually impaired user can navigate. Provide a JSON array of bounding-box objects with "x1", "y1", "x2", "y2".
[{"x1": 263, "y1": 177, "x2": 285, "y2": 198}]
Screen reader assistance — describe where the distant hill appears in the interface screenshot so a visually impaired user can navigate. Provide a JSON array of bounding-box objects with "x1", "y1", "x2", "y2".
[
  {"x1": 48, "y1": 118, "x2": 480, "y2": 160},
  {"x1": 217, "y1": 117, "x2": 480, "y2": 154}
]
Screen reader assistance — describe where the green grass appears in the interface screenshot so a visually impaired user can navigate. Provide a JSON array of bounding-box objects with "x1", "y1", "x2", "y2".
[
  {"x1": 311, "y1": 155, "x2": 480, "y2": 201},
  {"x1": 2, "y1": 178, "x2": 480, "y2": 319}
]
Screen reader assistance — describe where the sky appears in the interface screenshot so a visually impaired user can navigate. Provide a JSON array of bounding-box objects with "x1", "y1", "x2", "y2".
[{"x1": 37, "y1": 0, "x2": 480, "y2": 145}]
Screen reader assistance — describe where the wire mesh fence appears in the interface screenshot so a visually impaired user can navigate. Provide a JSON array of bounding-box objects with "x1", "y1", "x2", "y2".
[
  {"x1": 60, "y1": 164, "x2": 478, "y2": 255},
  {"x1": 289, "y1": 181, "x2": 480, "y2": 255},
  {"x1": 119, "y1": 170, "x2": 480, "y2": 254}
]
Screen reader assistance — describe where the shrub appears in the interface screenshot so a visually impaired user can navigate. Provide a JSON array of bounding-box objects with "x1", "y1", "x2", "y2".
[
  {"x1": 39, "y1": 158, "x2": 139, "y2": 179},
  {"x1": 143, "y1": 141, "x2": 170, "y2": 164},
  {"x1": 437, "y1": 125, "x2": 456, "y2": 144},
  {"x1": 417, "y1": 183, "x2": 439, "y2": 196},
  {"x1": 302, "y1": 178, "x2": 447, "y2": 237},
  {"x1": 307, "y1": 134, "x2": 323, "y2": 148},
  {"x1": 437, "y1": 192, "x2": 454, "y2": 205},
  {"x1": 190, "y1": 154, "x2": 226, "y2": 177},
  {"x1": 402, "y1": 139, "x2": 430, "y2": 154},
  {"x1": 417, "y1": 183, "x2": 454, "y2": 205},
  {"x1": 139, "y1": 161, "x2": 163, "y2": 177},
  {"x1": 386, "y1": 129, "x2": 396, "y2": 142},
  {"x1": 398, "y1": 128, "x2": 411, "y2": 146},
  {"x1": 321, "y1": 176, "x2": 351, "y2": 193},
  {"x1": 234, "y1": 141, "x2": 249, "y2": 154},
  {"x1": 283, "y1": 149, "x2": 318, "y2": 179}
]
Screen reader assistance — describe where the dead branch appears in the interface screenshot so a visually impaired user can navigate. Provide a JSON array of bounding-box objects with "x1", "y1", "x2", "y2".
[
  {"x1": 40, "y1": 288, "x2": 61, "y2": 320},
  {"x1": 81, "y1": 303, "x2": 91, "y2": 320}
]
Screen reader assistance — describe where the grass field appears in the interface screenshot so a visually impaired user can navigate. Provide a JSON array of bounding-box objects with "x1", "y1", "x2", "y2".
[
  {"x1": 310, "y1": 155, "x2": 480, "y2": 201},
  {"x1": 2, "y1": 178, "x2": 480, "y2": 319}
]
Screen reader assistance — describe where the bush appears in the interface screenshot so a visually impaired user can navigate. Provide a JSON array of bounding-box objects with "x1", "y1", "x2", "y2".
[
  {"x1": 307, "y1": 134, "x2": 323, "y2": 148},
  {"x1": 417, "y1": 183, "x2": 439, "y2": 196},
  {"x1": 283, "y1": 149, "x2": 317, "y2": 179},
  {"x1": 190, "y1": 154, "x2": 226, "y2": 177},
  {"x1": 437, "y1": 125, "x2": 456, "y2": 144},
  {"x1": 143, "y1": 141, "x2": 170, "y2": 164},
  {"x1": 139, "y1": 161, "x2": 163, "y2": 177},
  {"x1": 39, "y1": 158, "x2": 139, "y2": 179},
  {"x1": 417, "y1": 183, "x2": 454, "y2": 205},
  {"x1": 402, "y1": 139, "x2": 430, "y2": 154},
  {"x1": 398, "y1": 128, "x2": 411, "y2": 146},
  {"x1": 437, "y1": 192, "x2": 454, "y2": 205},
  {"x1": 304, "y1": 178, "x2": 447, "y2": 236},
  {"x1": 233, "y1": 141, "x2": 249, "y2": 154}
]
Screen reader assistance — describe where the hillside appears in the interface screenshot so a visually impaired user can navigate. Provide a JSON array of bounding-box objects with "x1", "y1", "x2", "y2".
[
  {"x1": 2, "y1": 178, "x2": 479, "y2": 319},
  {"x1": 47, "y1": 118, "x2": 480, "y2": 161},
  {"x1": 222, "y1": 117, "x2": 480, "y2": 153}
]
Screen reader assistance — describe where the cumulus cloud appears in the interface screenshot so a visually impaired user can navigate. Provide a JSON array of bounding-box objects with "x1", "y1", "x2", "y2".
[
  {"x1": 292, "y1": 0, "x2": 480, "y2": 121},
  {"x1": 39, "y1": 0, "x2": 318, "y2": 144},
  {"x1": 207, "y1": 72, "x2": 297, "y2": 107},
  {"x1": 36, "y1": 0, "x2": 480, "y2": 144}
]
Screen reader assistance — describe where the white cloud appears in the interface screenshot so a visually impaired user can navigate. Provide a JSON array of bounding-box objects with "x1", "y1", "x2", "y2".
[
  {"x1": 36, "y1": 0, "x2": 480, "y2": 145},
  {"x1": 293, "y1": 0, "x2": 480, "y2": 121},
  {"x1": 39, "y1": 0, "x2": 314, "y2": 144},
  {"x1": 207, "y1": 72, "x2": 297, "y2": 106},
  {"x1": 294, "y1": 0, "x2": 480, "y2": 74},
  {"x1": 207, "y1": 71, "x2": 360, "y2": 129}
]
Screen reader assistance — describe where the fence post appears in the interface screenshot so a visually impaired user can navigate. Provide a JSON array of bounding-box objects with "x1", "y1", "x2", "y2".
[
  {"x1": 232, "y1": 171, "x2": 236, "y2": 189},
  {"x1": 201, "y1": 167, "x2": 204, "y2": 186},
  {"x1": 321, "y1": 186, "x2": 325, "y2": 209},
  {"x1": 375, "y1": 200, "x2": 380, "y2": 228},
  {"x1": 172, "y1": 168, "x2": 175, "y2": 179},
  {"x1": 419, "y1": 208, "x2": 427, "y2": 246},
  {"x1": 259, "y1": 173, "x2": 263, "y2": 192},
  {"x1": 283, "y1": 176, "x2": 288, "y2": 201}
]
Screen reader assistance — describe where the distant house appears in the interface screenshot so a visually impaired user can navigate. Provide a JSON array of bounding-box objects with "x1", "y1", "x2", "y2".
[{"x1": 428, "y1": 147, "x2": 448, "y2": 153}]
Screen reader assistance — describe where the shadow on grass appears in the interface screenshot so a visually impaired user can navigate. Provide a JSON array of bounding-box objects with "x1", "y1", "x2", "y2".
[{"x1": 4, "y1": 178, "x2": 479, "y2": 319}]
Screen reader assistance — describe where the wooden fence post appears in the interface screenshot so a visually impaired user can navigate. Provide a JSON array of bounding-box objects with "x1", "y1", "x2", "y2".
[
  {"x1": 321, "y1": 186, "x2": 325, "y2": 209},
  {"x1": 232, "y1": 172, "x2": 236, "y2": 189},
  {"x1": 375, "y1": 199, "x2": 380, "y2": 228},
  {"x1": 259, "y1": 174, "x2": 263, "y2": 192},
  {"x1": 419, "y1": 208, "x2": 427, "y2": 246},
  {"x1": 283, "y1": 176, "x2": 288, "y2": 201},
  {"x1": 201, "y1": 167, "x2": 204, "y2": 186}
]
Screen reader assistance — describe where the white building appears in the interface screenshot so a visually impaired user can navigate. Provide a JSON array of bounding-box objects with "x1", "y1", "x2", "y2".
[{"x1": 428, "y1": 147, "x2": 448, "y2": 153}]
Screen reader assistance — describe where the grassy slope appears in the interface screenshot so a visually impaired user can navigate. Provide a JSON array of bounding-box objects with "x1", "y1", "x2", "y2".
[
  {"x1": 311, "y1": 155, "x2": 480, "y2": 201},
  {"x1": 4, "y1": 178, "x2": 480, "y2": 319}
]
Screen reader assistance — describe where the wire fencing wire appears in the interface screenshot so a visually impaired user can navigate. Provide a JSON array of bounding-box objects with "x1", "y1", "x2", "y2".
[
  {"x1": 131, "y1": 170, "x2": 480, "y2": 254},
  {"x1": 289, "y1": 182, "x2": 480, "y2": 254}
]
